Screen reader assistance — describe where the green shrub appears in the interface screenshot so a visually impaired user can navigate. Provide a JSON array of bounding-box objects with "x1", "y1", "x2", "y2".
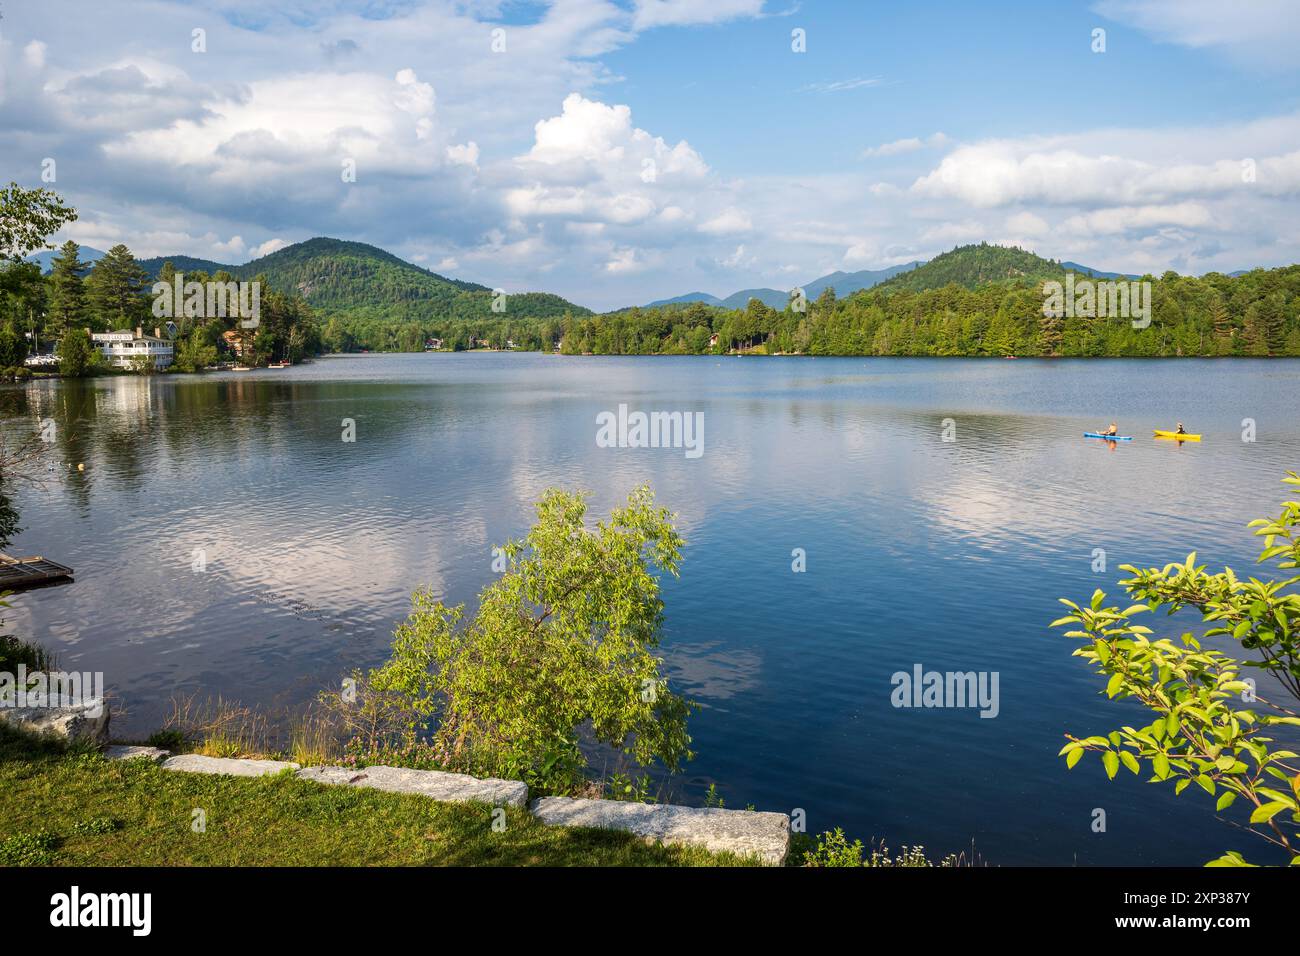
[
  {"x1": 362, "y1": 486, "x2": 695, "y2": 791},
  {"x1": 57, "y1": 328, "x2": 94, "y2": 377},
  {"x1": 145, "y1": 729, "x2": 184, "y2": 751},
  {"x1": 802, "y1": 828, "x2": 962, "y2": 867},
  {"x1": 0, "y1": 634, "x2": 53, "y2": 674},
  {"x1": 606, "y1": 772, "x2": 655, "y2": 803},
  {"x1": 1052, "y1": 472, "x2": 1300, "y2": 866}
]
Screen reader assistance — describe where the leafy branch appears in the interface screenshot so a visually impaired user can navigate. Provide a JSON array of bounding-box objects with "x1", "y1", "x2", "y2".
[{"x1": 1052, "y1": 473, "x2": 1300, "y2": 866}]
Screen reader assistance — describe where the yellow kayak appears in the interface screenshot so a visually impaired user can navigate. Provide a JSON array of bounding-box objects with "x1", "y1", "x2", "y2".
[{"x1": 1154, "y1": 429, "x2": 1201, "y2": 441}]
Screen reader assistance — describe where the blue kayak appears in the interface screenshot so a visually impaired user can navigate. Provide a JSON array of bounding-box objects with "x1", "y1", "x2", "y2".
[{"x1": 1084, "y1": 432, "x2": 1133, "y2": 441}]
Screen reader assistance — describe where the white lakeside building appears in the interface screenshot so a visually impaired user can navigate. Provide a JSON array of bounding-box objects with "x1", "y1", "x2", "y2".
[{"x1": 90, "y1": 327, "x2": 175, "y2": 370}]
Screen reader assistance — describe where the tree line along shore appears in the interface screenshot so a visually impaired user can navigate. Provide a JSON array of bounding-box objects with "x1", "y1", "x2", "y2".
[{"x1": 4, "y1": 190, "x2": 1299, "y2": 377}]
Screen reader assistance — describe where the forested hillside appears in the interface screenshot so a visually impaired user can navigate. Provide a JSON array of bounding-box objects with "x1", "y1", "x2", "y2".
[
  {"x1": 874, "y1": 243, "x2": 1068, "y2": 292},
  {"x1": 554, "y1": 260, "x2": 1300, "y2": 357},
  {"x1": 10, "y1": 234, "x2": 1298, "y2": 358},
  {"x1": 138, "y1": 238, "x2": 590, "y2": 350}
]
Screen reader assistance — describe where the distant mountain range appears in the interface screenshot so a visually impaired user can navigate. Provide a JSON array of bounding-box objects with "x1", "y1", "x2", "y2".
[
  {"x1": 1059, "y1": 260, "x2": 1250, "y2": 280},
  {"x1": 24, "y1": 240, "x2": 1260, "y2": 320},
  {"x1": 1059, "y1": 261, "x2": 1140, "y2": 280},
  {"x1": 637, "y1": 251, "x2": 1203, "y2": 309},
  {"x1": 26, "y1": 245, "x2": 107, "y2": 272},
  {"x1": 644, "y1": 261, "x2": 925, "y2": 309}
]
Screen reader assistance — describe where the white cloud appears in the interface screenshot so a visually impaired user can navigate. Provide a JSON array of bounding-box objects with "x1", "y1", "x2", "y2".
[
  {"x1": 605, "y1": 247, "x2": 644, "y2": 273},
  {"x1": 801, "y1": 77, "x2": 885, "y2": 94},
  {"x1": 1094, "y1": 0, "x2": 1300, "y2": 67},
  {"x1": 521, "y1": 93, "x2": 707, "y2": 179},
  {"x1": 23, "y1": 41, "x2": 46, "y2": 68},
  {"x1": 632, "y1": 0, "x2": 765, "y2": 30},
  {"x1": 393, "y1": 67, "x2": 435, "y2": 124},
  {"x1": 446, "y1": 142, "x2": 480, "y2": 167},
  {"x1": 865, "y1": 137, "x2": 924, "y2": 157},
  {"x1": 842, "y1": 241, "x2": 879, "y2": 267},
  {"x1": 699, "y1": 207, "x2": 752, "y2": 235},
  {"x1": 104, "y1": 69, "x2": 444, "y2": 178},
  {"x1": 501, "y1": 91, "x2": 715, "y2": 258},
  {"x1": 920, "y1": 220, "x2": 986, "y2": 244},
  {"x1": 721, "y1": 244, "x2": 755, "y2": 268},
  {"x1": 252, "y1": 238, "x2": 289, "y2": 258},
  {"x1": 1004, "y1": 211, "x2": 1049, "y2": 236},
  {"x1": 212, "y1": 235, "x2": 247, "y2": 257},
  {"x1": 526, "y1": 94, "x2": 639, "y2": 166},
  {"x1": 862, "y1": 132, "x2": 948, "y2": 158},
  {"x1": 912, "y1": 124, "x2": 1300, "y2": 208},
  {"x1": 1060, "y1": 202, "x2": 1212, "y2": 236}
]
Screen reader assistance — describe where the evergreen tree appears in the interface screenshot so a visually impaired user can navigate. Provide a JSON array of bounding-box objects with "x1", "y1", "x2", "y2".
[
  {"x1": 1243, "y1": 297, "x2": 1280, "y2": 356},
  {"x1": 1037, "y1": 300, "x2": 1063, "y2": 356},
  {"x1": 85, "y1": 243, "x2": 149, "y2": 331},
  {"x1": 1209, "y1": 294, "x2": 1231, "y2": 340},
  {"x1": 46, "y1": 240, "x2": 88, "y2": 337}
]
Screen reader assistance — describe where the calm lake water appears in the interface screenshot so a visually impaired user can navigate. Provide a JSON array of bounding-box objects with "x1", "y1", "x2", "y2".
[{"x1": 7, "y1": 354, "x2": 1300, "y2": 865}]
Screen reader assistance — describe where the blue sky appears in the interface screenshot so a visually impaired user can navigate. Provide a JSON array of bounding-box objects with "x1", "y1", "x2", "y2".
[
  {"x1": 3, "y1": 0, "x2": 1298, "y2": 309},
  {"x1": 608, "y1": 2, "x2": 1300, "y2": 176}
]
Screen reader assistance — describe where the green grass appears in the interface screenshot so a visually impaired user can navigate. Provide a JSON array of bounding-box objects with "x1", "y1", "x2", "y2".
[
  {"x1": 0, "y1": 633, "x2": 56, "y2": 674},
  {"x1": 0, "y1": 729, "x2": 752, "y2": 867}
]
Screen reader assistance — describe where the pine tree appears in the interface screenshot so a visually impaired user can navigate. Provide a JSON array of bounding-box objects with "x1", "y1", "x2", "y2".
[
  {"x1": 1243, "y1": 293, "x2": 1284, "y2": 356},
  {"x1": 1038, "y1": 307, "x2": 1063, "y2": 356},
  {"x1": 46, "y1": 240, "x2": 88, "y2": 337},
  {"x1": 1209, "y1": 295, "x2": 1231, "y2": 340},
  {"x1": 85, "y1": 243, "x2": 149, "y2": 331}
]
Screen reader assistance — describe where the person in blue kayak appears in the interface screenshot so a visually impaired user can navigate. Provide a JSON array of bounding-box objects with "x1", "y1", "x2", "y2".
[{"x1": 1101, "y1": 422, "x2": 1119, "y2": 436}]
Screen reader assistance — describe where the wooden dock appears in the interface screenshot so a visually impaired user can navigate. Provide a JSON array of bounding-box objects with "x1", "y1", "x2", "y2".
[{"x1": 0, "y1": 553, "x2": 74, "y2": 590}]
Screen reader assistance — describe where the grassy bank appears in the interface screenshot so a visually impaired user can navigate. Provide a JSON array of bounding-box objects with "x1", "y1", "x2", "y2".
[{"x1": 0, "y1": 728, "x2": 751, "y2": 867}]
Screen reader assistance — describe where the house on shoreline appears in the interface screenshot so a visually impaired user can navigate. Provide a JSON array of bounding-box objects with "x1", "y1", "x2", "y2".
[
  {"x1": 220, "y1": 329, "x2": 252, "y2": 360},
  {"x1": 91, "y1": 327, "x2": 175, "y2": 370}
]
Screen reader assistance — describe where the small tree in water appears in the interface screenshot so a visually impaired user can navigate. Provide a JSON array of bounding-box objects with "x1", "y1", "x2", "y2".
[
  {"x1": 366, "y1": 485, "x2": 695, "y2": 790},
  {"x1": 1052, "y1": 473, "x2": 1300, "y2": 865}
]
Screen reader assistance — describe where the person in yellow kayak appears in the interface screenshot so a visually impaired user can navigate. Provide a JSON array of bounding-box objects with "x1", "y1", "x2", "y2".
[{"x1": 1155, "y1": 423, "x2": 1200, "y2": 441}]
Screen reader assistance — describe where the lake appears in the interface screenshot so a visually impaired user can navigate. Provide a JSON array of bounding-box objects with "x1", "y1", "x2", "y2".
[{"x1": 7, "y1": 353, "x2": 1300, "y2": 865}]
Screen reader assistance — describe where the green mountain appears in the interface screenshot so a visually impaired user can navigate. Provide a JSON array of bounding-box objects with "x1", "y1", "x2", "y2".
[
  {"x1": 141, "y1": 237, "x2": 591, "y2": 323},
  {"x1": 137, "y1": 254, "x2": 227, "y2": 275},
  {"x1": 874, "y1": 243, "x2": 1070, "y2": 292},
  {"x1": 719, "y1": 287, "x2": 787, "y2": 310}
]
